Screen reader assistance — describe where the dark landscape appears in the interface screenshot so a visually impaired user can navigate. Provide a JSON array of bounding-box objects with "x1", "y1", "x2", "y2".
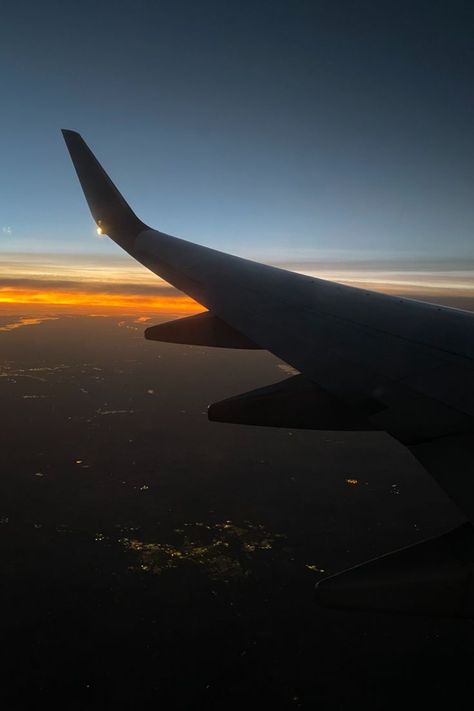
[{"x1": 0, "y1": 313, "x2": 471, "y2": 709}]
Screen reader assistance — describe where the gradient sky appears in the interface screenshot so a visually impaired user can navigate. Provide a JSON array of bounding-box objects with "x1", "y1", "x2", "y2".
[{"x1": 1, "y1": 0, "x2": 473, "y2": 309}]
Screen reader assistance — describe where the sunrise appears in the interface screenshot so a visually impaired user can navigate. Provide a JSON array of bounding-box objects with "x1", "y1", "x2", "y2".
[
  {"x1": 0, "y1": 286, "x2": 201, "y2": 313},
  {"x1": 2, "y1": 251, "x2": 474, "y2": 317}
]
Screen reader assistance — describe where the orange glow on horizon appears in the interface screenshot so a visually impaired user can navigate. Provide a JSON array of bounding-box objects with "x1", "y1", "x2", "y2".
[{"x1": 0, "y1": 287, "x2": 202, "y2": 315}]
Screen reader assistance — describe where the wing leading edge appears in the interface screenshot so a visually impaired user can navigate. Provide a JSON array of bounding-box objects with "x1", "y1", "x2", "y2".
[{"x1": 62, "y1": 130, "x2": 474, "y2": 616}]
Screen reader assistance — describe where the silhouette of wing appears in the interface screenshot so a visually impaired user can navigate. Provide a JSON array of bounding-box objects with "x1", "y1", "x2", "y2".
[{"x1": 62, "y1": 130, "x2": 474, "y2": 616}]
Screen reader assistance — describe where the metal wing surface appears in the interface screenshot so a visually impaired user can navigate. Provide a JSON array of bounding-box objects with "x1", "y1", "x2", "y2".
[{"x1": 62, "y1": 130, "x2": 474, "y2": 617}]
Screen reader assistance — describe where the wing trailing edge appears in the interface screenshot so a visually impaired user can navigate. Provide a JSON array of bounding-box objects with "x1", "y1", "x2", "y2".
[{"x1": 316, "y1": 522, "x2": 474, "y2": 618}]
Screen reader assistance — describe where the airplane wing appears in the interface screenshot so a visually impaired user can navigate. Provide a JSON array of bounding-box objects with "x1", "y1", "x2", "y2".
[{"x1": 62, "y1": 129, "x2": 474, "y2": 618}]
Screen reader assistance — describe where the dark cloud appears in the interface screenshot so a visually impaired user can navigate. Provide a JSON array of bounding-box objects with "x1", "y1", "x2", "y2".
[{"x1": 0, "y1": 276, "x2": 181, "y2": 297}]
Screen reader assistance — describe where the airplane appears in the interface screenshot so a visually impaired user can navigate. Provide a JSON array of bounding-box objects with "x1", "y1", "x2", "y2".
[{"x1": 62, "y1": 129, "x2": 474, "y2": 618}]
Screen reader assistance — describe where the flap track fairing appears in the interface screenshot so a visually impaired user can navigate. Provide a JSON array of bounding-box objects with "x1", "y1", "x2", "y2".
[
  {"x1": 145, "y1": 311, "x2": 261, "y2": 349},
  {"x1": 208, "y1": 375, "x2": 376, "y2": 430}
]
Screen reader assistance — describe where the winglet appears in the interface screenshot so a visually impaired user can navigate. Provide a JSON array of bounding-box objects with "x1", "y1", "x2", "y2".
[{"x1": 61, "y1": 129, "x2": 148, "y2": 249}]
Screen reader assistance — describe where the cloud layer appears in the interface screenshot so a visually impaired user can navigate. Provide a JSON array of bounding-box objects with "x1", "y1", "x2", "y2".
[{"x1": 2, "y1": 251, "x2": 474, "y2": 315}]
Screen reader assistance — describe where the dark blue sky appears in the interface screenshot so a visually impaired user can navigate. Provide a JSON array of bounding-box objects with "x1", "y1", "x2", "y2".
[{"x1": 1, "y1": 0, "x2": 473, "y2": 263}]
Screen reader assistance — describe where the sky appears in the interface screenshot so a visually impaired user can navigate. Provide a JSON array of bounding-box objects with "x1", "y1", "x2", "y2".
[{"x1": 1, "y1": 0, "x2": 473, "y2": 311}]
